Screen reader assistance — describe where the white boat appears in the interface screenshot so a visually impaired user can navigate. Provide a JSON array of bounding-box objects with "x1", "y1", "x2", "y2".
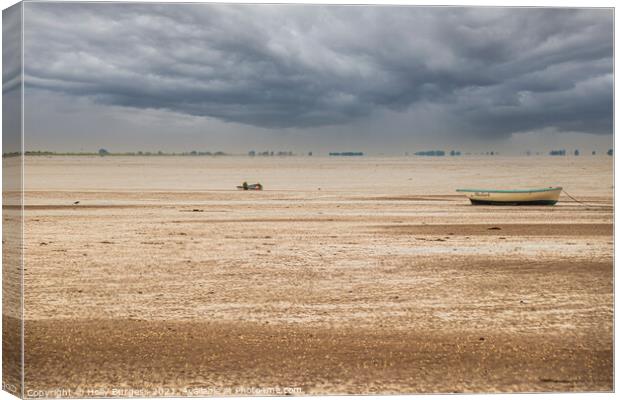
[{"x1": 456, "y1": 187, "x2": 562, "y2": 205}]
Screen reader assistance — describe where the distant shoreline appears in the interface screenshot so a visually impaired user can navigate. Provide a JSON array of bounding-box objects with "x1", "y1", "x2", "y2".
[{"x1": 2, "y1": 150, "x2": 613, "y2": 158}]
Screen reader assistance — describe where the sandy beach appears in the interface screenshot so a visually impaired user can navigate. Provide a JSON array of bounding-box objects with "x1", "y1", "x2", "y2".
[{"x1": 18, "y1": 155, "x2": 613, "y2": 395}]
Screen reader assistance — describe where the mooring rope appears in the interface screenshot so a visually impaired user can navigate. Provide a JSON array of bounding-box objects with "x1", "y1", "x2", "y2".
[
  {"x1": 562, "y1": 189, "x2": 606, "y2": 209},
  {"x1": 562, "y1": 189, "x2": 588, "y2": 205}
]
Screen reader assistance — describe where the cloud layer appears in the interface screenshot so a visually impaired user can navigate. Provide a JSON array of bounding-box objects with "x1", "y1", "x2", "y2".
[{"x1": 23, "y1": 4, "x2": 613, "y2": 139}]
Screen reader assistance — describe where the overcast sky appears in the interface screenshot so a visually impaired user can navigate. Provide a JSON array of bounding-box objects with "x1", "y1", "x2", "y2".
[{"x1": 13, "y1": 3, "x2": 614, "y2": 153}]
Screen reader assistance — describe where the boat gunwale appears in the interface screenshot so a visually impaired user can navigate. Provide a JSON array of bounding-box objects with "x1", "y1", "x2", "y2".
[{"x1": 456, "y1": 187, "x2": 562, "y2": 194}]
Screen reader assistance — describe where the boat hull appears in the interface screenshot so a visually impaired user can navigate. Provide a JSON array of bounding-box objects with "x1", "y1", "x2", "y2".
[
  {"x1": 469, "y1": 198, "x2": 558, "y2": 206},
  {"x1": 457, "y1": 187, "x2": 562, "y2": 206}
]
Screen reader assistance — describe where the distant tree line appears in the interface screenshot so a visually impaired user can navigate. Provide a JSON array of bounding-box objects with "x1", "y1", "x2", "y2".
[
  {"x1": 10, "y1": 147, "x2": 614, "y2": 158},
  {"x1": 414, "y1": 150, "x2": 445, "y2": 156},
  {"x1": 11, "y1": 150, "x2": 231, "y2": 157},
  {"x1": 329, "y1": 152, "x2": 364, "y2": 156},
  {"x1": 249, "y1": 150, "x2": 295, "y2": 156}
]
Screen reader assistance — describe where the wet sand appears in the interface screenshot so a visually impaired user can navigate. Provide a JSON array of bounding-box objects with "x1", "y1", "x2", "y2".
[
  {"x1": 19, "y1": 156, "x2": 613, "y2": 395},
  {"x1": 24, "y1": 317, "x2": 612, "y2": 395}
]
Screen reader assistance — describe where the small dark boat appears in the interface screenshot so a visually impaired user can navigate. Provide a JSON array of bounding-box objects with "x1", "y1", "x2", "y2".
[{"x1": 237, "y1": 182, "x2": 263, "y2": 191}]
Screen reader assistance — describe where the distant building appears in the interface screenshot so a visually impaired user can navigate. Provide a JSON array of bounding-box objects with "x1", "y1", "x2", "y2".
[
  {"x1": 248, "y1": 150, "x2": 256, "y2": 156},
  {"x1": 549, "y1": 149, "x2": 566, "y2": 156}
]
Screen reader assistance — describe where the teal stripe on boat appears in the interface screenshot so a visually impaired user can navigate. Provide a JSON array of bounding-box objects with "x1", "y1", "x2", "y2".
[{"x1": 456, "y1": 187, "x2": 562, "y2": 193}]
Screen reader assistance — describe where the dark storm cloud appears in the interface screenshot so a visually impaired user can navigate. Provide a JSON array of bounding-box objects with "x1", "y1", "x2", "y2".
[
  {"x1": 3, "y1": 3, "x2": 23, "y2": 154},
  {"x1": 23, "y1": 3, "x2": 612, "y2": 137},
  {"x1": 3, "y1": 3, "x2": 22, "y2": 95}
]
